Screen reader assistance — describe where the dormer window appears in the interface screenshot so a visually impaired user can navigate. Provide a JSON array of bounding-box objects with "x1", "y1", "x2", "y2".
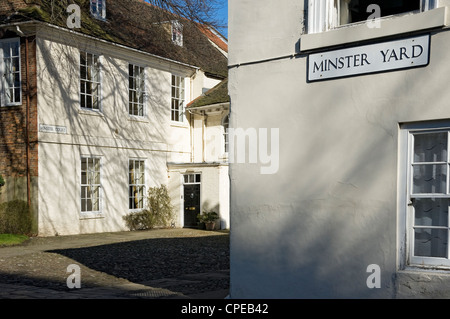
[
  {"x1": 171, "y1": 21, "x2": 183, "y2": 46},
  {"x1": 90, "y1": 0, "x2": 106, "y2": 20}
]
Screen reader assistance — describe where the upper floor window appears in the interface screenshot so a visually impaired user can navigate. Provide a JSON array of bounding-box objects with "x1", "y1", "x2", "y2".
[
  {"x1": 172, "y1": 21, "x2": 183, "y2": 46},
  {"x1": 129, "y1": 64, "x2": 146, "y2": 117},
  {"x1": 308, "y1": 0, "x2": 436, "y2": 33},
  {"x1": 0, "y1": 38, "x2": 21, "y2": 107},
  {"x1": 90, "y1": 0, "x2": 106, "y2": 20},
  {"x1": 171, "y1": 74, "x2": 185, "y2": 122},
  {"x1": 80, "y1": 51, "x2": 101, "y2": 111}
]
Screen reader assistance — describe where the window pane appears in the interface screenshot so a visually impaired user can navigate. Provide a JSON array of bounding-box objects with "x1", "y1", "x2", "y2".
[
  {"x1": 129, "y1": 64, "x2": 134, "y2": 76},
  {"x1": 414, "y1": 198, "x2": 448, "y2": 227},
  {"x1": 414, "y1": 228, "x2": 448, "y2": 258},
  {"x1": 14, "y1": 89, "x2": 20, "y2": 102},
  {"x1": 413, "y1": 164, "x2": 446, "y2": 194},
  {"x1": 87, "y1": 198, "x2": 92, "y2": 211},
  {"x1": 4, "y1": 44, "x2": 10, "y2": 58},
  {"x1": 343, "y1": 0, "x2": 421, "y2": 24},
  {"x1": 414, "y1": 133, "x2": 447, "y2": 163},
  {"x1": 81, "y1": 158, "x2": 87, "y2": 171}
]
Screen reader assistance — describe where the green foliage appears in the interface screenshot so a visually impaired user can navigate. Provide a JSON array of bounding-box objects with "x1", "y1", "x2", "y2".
[
  {"x1": 0, "y1": 234, "x2": 29, "y2": 247},
  {"x1": 123, "y1": 185, "x2": 174, "y2": 231},
  {"x1": 0, "y1": 200, "x2": 32, "y2": 235},
  {"x1": 197, "y1": 211, "x2": 219, "y2": 223},
  {"x1": 123, "y1": 210, "x2": 155, "y2": 231}
]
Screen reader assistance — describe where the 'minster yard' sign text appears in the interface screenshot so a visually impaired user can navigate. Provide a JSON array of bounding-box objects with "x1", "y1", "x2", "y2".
[{"x1": 308, "y1": 34, "x2": 430, "y2": 81}]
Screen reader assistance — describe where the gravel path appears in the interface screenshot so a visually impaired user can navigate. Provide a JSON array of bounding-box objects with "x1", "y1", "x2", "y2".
[{"x1": 0, "y1": 228, "x2": 229, "y2": 298}]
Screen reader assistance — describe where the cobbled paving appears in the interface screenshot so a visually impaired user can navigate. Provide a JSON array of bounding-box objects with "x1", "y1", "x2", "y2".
[{"x1": 0, "y1": 229, "x2": 229, "y2": 298}]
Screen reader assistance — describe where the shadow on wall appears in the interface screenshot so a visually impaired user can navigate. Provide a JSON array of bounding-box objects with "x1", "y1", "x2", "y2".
[
  {"x1": 229, "y1": 51, "x2": 450, "y2": 298},
  {"x1": 36, "y1": 26, "x2": 175, "y2": 236}
]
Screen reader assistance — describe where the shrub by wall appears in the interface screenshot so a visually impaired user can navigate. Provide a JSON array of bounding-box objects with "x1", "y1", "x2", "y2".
[
  {"x1": 123, "y1": 185, "x2": 174, "y2": 231},
  {"x1": 0, "y1": 199, "x2": 32, "y2": 235}
]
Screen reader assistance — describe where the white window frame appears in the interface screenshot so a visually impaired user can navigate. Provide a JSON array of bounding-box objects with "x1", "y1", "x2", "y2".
[
  {"x1": 0, "y1": 38, "x2": 21, "y2": 107},
  {"x1": 183, "y1": 173, "x2": 201, "y2": 185},
  {"x1": 128, "y1": 63, "x2": 147, "y2": 117},
  {"x1": 129, "y1": 159, "x2": 146, "y2": 211},
  {"x1": 80, "y1": 51, "x2": 102, "y2": 111},
  {"x1": 308, "y1": 0, "x2": 438, "y2": 34},
  {"x1": 171, "y1": 74, "x2": 185, "y2": 123},
  {"x1": 90, "y1": 0, "x2": 106, "y2": 20},
  {"x1": 222, "y1": 114, "x2": 230, "y2": 154},
  {"x1": 80, "y1": 156, "x2": 102, "y2": 215},
  {"x1": 401, "y1": 122, "x2": 450, "y2": 269}
]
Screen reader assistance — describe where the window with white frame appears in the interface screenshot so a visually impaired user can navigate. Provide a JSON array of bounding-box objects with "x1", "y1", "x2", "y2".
[
  {"x1": 80, "y1": 51, "x2": 101, "y2": 110},
  {"x1": 404, "y1": 126, "x2": 450, "y2": 268},
  {"x1": 90, "y1": 0, "x2": 106, "y2": 20},
  {"x1": 129, "y1": 159, "x2": 145, "y2": 210},
  {"x1": 129, "y1": 64, "x2": 146, "y2": 117},
  {"x1": 171, "y1": 74, "x2": 185, "y2": 122},
  {"x1": 308, "y1": 0, "x2": 436, "y2": 33},
  {"x1": 222, "y1": 114, "x2": 229, "y2": 154},
  {"x1": 81, "y1": 157, "x2": 101, "y2": 213},
  {"x1": 0, "y1": 38, "x2": 21, "y2": 106},
  {"x1": 184, "y1": 173, "x2": 201, "y2": 184}
]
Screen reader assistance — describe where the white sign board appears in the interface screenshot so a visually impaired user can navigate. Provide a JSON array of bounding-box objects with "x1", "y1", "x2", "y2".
[
  {"x1": 39, "y1": 124, "x2": 67, "y2": 134},
  {"x1": 308, "y1": 34, "x2": 430, "y2": 82}
]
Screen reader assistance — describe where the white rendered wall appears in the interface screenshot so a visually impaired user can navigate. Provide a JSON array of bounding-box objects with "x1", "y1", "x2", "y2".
[
  {"x1": 36, "y1": 27, "x2": 196, "y2": 235},
  {"x1": 229, "y1": 0, "x2": 450, "y2": 298}
]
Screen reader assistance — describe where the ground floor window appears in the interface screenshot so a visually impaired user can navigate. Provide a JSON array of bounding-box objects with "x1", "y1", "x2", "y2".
[
  {"x1": 129, "y1": 159, "x2": 145, "y2": 210},
  {"x1": 81, "y1": 157, "x2": 101, "y2": 213},
  {"x1": 403, "y1": 123, "x2": 450, "y2": 268}
]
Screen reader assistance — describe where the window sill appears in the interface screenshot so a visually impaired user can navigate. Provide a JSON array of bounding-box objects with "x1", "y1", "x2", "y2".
[
  {"x1": 80, "y1": 212, "x2": 105, "y2": 219},
  {"x1": 0, "y1": 103, "x2": 22, "y2": 110},
  {"x1": 78, "y1": 108, "x2": 104, "y2": 117},
  {"x1": 128, "y1": 115, "x2": 149, "y2": 123},
  {"x1": 170, "y1": 121, "x2": 189, "y2": 128},
  {"x1": 300, "y1": 6, "x2": 448, "y2": 52},
  {"x1": 400, "y1": 265, "x2": 450, "y2": 274}
]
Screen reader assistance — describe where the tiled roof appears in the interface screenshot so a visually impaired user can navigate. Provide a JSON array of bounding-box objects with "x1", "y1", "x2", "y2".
[
  {"x1": 188, "y1": 78, "x2": 229, "y2": 108},
  {"x1": 0, "y1": 0, "x2": 228, "y2": 78}
]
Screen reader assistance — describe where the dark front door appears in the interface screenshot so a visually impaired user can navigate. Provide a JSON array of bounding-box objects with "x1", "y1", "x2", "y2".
[{"x1": 184, "y1": 184, "x2": 200, "y2": 228}]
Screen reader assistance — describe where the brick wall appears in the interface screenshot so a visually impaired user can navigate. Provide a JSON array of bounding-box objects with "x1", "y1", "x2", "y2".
[{"x1": 0, "y1": 34, "x2": 38, "y2": 200}]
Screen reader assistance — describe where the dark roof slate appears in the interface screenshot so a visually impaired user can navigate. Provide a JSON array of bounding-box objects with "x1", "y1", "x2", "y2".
[
  {"x1": 188, "y1": 78, "x2": 229, "y2": 108},
  {"x1": 0, "y1": 0, "x2": 228, "y2": 78}
]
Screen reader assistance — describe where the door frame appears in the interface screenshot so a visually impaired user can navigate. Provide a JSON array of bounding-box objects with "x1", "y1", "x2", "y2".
[{"x1": 182, "y1": 172, "x2": 202, "y2": 227}]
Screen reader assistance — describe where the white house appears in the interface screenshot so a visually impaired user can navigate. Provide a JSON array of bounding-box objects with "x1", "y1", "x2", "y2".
[
  {"x1": 0, "y1": 0, "x2": 229, "y2": 236},
  {"x1": 229, "y1": 0, "x2": 450, "y2": 298}
]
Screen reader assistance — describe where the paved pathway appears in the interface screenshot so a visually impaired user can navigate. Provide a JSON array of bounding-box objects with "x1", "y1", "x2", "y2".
[{"x1": 0, "y1": 228, "x2": 229, "y2": 299}]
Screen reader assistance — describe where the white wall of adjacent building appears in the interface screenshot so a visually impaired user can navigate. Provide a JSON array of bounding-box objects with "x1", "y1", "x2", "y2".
[
  {"x1": 229, "y1": 0, "x2": 450, "y2": 298},
  {"x1": 34, "y1": 25, "x2": 228, "y2": 236}
]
